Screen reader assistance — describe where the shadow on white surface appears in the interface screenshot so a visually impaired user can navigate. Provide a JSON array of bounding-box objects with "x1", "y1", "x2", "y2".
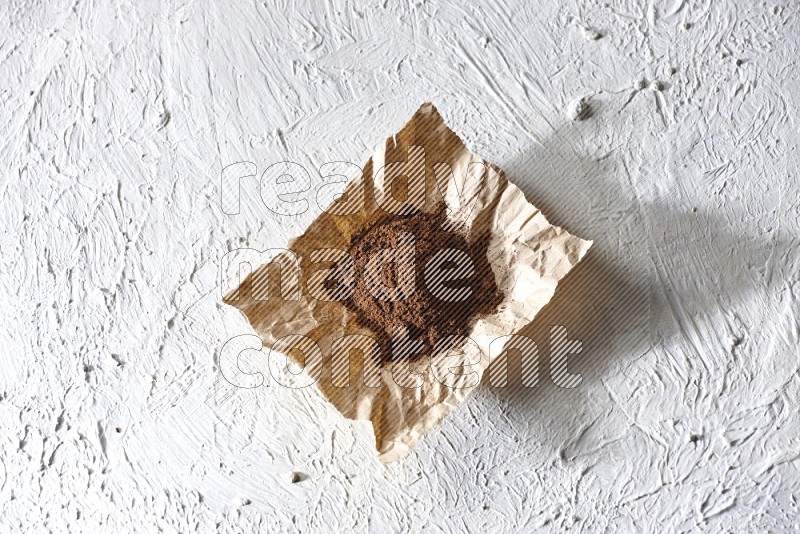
[{"x1": 472, "y1": 124, "x2": 781, "y2": 452}]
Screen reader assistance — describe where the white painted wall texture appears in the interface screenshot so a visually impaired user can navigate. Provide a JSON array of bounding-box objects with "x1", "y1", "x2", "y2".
[{"x1": 1, "y1": 0, "x2": 799, "y2": 531}]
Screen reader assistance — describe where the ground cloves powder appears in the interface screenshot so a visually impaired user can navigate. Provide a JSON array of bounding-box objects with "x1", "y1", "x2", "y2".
[{"x1": 327, "y1": 205, "x2": 502, "y2": 364}]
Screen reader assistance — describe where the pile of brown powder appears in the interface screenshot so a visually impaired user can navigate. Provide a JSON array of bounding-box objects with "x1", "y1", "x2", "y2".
[{"x1": 327, "y1": 207, "x2": 502, "y2": 364}]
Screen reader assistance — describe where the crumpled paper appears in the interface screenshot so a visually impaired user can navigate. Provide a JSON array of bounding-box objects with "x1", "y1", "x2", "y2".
[{"x1": 224, "y1": 103, "x2": 592, "y2": 463}]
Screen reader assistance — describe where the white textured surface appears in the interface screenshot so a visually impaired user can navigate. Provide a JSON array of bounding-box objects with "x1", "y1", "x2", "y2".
[{"x1": 1, "y1": 0, "x2": 798, "y2": 531}]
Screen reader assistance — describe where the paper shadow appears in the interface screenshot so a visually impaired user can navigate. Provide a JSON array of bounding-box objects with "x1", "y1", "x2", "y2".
[{"x1": 473, "y1": 123, "x2": 782, "y2": 446}]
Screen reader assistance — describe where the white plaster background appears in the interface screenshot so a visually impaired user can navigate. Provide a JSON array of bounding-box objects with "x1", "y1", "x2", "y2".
[{"x1": 1, "y1": 0, "x2": 799, "y2": 531}]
